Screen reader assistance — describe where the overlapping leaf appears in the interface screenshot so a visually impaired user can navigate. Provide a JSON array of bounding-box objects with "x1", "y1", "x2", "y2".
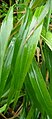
[
  {"x1": 28, "y1": 59, "x2": 52, "y2": 118},
  {"x1": 0, "y1": 1, "x2": 52, "y2": 118},
  {"x1": 7, "y1": 22, "x2": 42, "y2": 108},
  {"x1": 0, "y1": 7, "x2": 13, "y2": 83},
  {"x1": 41, "y1": 28, "x2": 52, "y2": 51},
  {"x1": 0, "y1": 39, "x2": 15, "y2": 97}
]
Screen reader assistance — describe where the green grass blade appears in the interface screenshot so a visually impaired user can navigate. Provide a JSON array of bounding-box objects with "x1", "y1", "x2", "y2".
[
  {"x1": 25, "y1": 75, "x2": 42, "y2": 112},
  {"x1": 0, "y1": 104, "x2": 7, "y2": 113},
  {"x1": 0, "y1": 39, "x2": 15, "y2": 98},
  {"x1": 0, "y1": 6, "x2": 13, "y2": 81},
  {"x1": 26, "y1": 105, "x2": 34, "y2": 119},
  {"x1": 43, "y1": 45, "x2": 52, "y2": 98},
  {"x1": 46, "y1": 0, "x2": 52, "y2": 31},
  {"x1": 30, "y1": 0, "x2": 47, "y2": 8},
  {"x1": 29, "y1": 59, "x2": 52, "y2": 118},
  {"x1": 41, "y1": 29, "x2": 52, "y2": 51},
  {"x1": 37, "y1": 0, "x2": 49, "y2": 25},
  {"x1": 7, "y1": 24, "x2": 42, "y2": 109}
]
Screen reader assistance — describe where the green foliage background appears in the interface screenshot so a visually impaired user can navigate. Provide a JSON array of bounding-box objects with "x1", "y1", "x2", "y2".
[{"x1": 0, "y1": 0, "x2": 52, "y2": 118}]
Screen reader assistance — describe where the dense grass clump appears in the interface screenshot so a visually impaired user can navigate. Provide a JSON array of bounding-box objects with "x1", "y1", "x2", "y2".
[{"x1": 0, "y1": 0, "x2": 52, "y2": 118}]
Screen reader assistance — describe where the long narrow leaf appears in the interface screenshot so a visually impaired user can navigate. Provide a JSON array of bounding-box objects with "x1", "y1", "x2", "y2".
[
  {"x1": 0, "y1": 6, "x2": 13, "y2": 81},
  {"x1": 7, "y1": 24, "x2": 42, "y2": 109},
  {"x1": 29, "y1": 59, "x2": 52, "y2": 118}
]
